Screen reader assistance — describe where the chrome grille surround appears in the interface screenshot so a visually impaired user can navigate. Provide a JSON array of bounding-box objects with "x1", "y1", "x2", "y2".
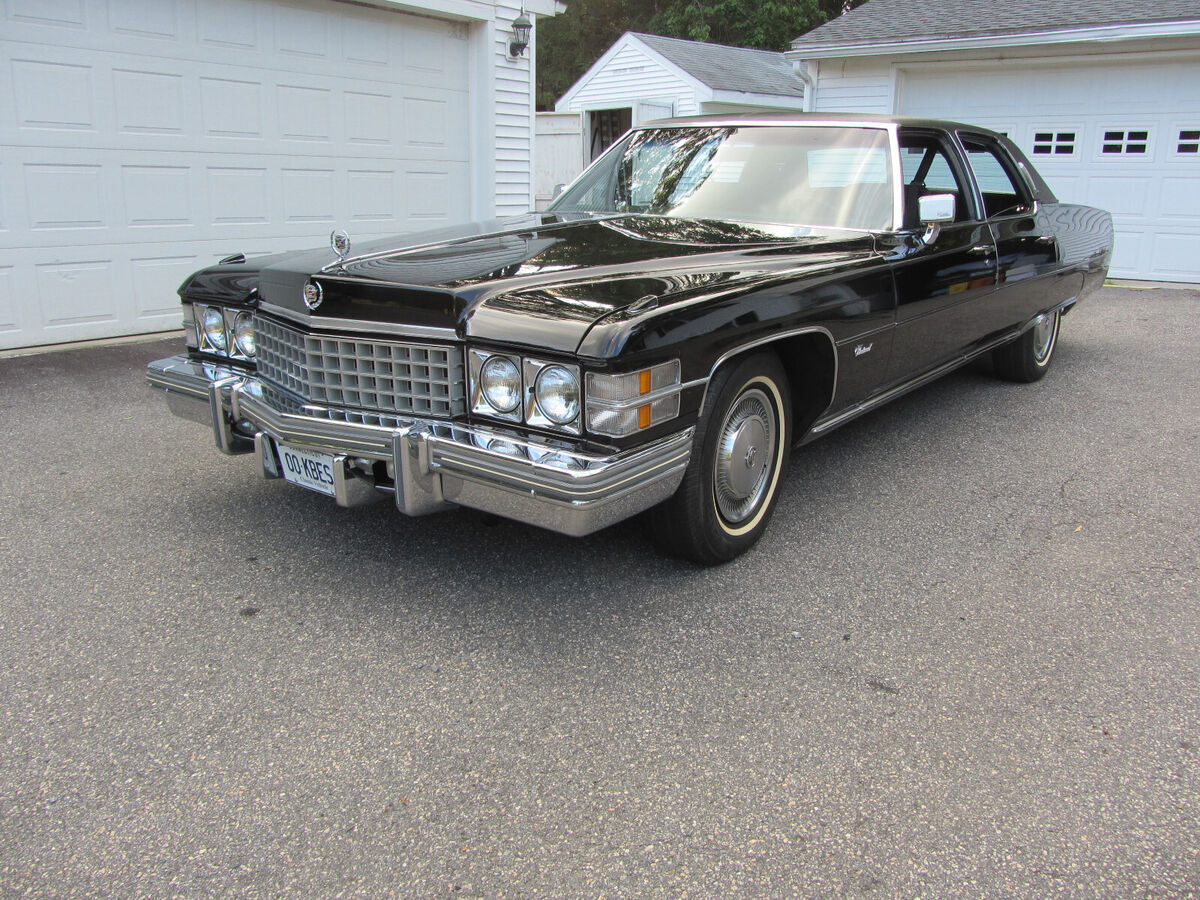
[{"x1": 253, "y1": 314, "x2": 465, "y2": 419}]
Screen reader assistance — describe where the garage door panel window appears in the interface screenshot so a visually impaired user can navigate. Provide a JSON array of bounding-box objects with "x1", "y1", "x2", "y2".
[
  {"x1": 1178, "y1": 129, "x2": 1200, "y2": 155},
  {"x1": 1032, "y1": 130, "x2": 1078, "y2": 158},
  {"x1": 1101, "y1": 129, "x2": 1151, "y2": 156}
]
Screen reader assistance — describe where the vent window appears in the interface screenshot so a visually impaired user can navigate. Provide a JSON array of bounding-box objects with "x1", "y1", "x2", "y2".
[
  {"x1": 1178, "y1": 129, "x2": 1200, "y2": 154},
  {"x1": 1033, "y1": 131, "x2": 1075, "y2": 155},
  {"x1": 1102, "y1": 129, "x2": 1150, "y2": 154}
]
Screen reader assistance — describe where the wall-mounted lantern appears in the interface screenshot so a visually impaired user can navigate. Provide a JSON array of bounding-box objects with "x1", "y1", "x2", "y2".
[{"x1": 509, "y1": 10, "x2": 532, "y2": 58}]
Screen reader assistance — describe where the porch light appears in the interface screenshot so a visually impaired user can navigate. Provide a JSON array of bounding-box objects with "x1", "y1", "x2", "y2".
[{"x1": 509, "y1": 10, "x2": 531, "y2": 57}]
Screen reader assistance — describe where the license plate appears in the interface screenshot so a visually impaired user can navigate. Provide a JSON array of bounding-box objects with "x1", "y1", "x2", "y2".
[{"x1": 277, "y1": 443, "x2": 337, "y2": 498}]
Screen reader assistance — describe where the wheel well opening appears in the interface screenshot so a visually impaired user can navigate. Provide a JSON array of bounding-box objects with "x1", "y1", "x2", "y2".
[{"x1": 771, "y1": 332, "x2": 836, "y2": 441}]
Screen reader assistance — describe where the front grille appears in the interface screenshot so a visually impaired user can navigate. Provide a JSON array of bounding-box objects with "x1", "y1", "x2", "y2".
[{"x1": 254, "y1": 315, "x2": 465, "y2": 419}]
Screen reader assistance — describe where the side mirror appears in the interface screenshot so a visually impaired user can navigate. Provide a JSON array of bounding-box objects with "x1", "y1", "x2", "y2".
[
  {"x1": 917, "y1": 193, "x2": 955, "y2": 243},
  {"x1": 552, "y1": 183, "x2": 566, "y2": 200},
  {"x1": 918, "y1": 193, "x2": 955, "y2": 224}
]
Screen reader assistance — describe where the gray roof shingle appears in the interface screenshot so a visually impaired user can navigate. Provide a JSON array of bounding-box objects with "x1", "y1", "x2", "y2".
[
  {"x1": 631, "y1": 32, "x2": 806, "y2": 97},
  {"x1": 792, "y1": 0, "x2": 1200, "y2": 49}
]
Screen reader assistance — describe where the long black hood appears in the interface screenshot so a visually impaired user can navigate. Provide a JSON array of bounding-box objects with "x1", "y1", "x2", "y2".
[{"x1": 182, "y1": 214, "x2": 880, "y2": 354}]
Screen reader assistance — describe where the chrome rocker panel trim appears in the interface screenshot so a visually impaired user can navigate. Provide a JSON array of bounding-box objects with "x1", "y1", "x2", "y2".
[
  {"x1": 807, "y1": 297, "x2": 1079, "y2": 440},
  {"x1": 147, "y1": 355, "x2": 693, "y2": 537}
]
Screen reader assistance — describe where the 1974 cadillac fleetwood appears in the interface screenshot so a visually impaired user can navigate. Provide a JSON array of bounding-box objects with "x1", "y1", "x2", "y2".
[{"x1": 147, "y1": 114, "x2": 1113, "y2": 563}]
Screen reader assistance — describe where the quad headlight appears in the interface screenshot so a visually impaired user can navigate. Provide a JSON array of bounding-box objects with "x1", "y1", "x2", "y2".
[
  {"x1": 470, "y1": 350, "x2": 582, "y2": 433},
  {"x1": 233, "y1": 311, "x2": 255, "y2": 357},
  {"x1": 201, "y1": 306, "x2": 228, "y2": 352},
  {"x1": 470, "y1": 348, "x2": 681, "y2": 438},
  {"x1": 191, "y1": 303, "x2": 255, "y2": 360},
  {"x1": 479, "y1": 355, "x2": 522, "y2": 414},
  {"x1": 533, "y1": 364, "x2": 580, "y2": 425}
]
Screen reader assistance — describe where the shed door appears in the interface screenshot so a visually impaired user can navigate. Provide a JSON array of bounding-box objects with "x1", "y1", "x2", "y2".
[
  {"x1": 899, "y1": 56, "x2": 1200, "y2": 283},
  {"x1": 0, "y1": 0, "x2": 473, "y2": 350},
  {"x1": 635, "y1": 101, "x2": 675, "y2": 124}
]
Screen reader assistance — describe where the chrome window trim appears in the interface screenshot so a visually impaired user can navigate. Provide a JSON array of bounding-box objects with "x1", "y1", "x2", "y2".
[
  {"x1": 259, "y1": 301, "x2": 458, "y2": 342},
  {"x1": 947, "y1": 129, "x2": 988, "y2": 223}
]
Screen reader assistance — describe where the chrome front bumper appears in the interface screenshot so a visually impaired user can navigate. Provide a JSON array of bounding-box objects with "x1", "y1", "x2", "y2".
[{"x1": 146, "y1": 355, "x2": 693, "y2": 537}]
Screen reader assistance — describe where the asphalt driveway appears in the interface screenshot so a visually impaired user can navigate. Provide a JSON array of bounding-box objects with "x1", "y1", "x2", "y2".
[{"x1": 1, "y1": 285, "x2": 1197, "y2": 897}]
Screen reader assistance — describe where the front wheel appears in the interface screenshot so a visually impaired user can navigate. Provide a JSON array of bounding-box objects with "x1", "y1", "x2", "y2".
[
  {"x1": 651, "y1": 353, "x2": 791, "y2": 565},
  {"x1": 993, "y1": 309, "x2": 1061, "y2": 382}
]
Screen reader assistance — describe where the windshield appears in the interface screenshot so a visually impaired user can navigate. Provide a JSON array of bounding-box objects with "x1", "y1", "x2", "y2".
[{"x1": 550, "y1": 125, "x2": 896, "y2": 231}]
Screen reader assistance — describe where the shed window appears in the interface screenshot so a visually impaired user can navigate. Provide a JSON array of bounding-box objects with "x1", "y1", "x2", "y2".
[
  {"x1": 1102, "y1": 129, "x2": 1150, "y2": 154},
  {"x1": 1032, "y1": 131, "x2": 1075, "y2": 155},
  {"x1": 1178, "y1": 129, "x2": 1200, "y2": 154}
]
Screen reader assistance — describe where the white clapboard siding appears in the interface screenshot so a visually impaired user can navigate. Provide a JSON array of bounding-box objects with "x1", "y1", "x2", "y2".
[
  {"x1": 492, "y1": 0, "x2": 537, "y2": 217},
  {"x1": 557, "y1": 43, "x2": 701, "y2": 117},
  {"x1": 809, "y1": 60, "x2": 893, "y2": 114}
]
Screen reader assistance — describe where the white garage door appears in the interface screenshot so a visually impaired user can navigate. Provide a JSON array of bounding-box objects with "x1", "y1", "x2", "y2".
[
  {"x1": 899, "y1": 56, "x2": 1200, "y2": 283},
  {"x1": 0, "y1": 0, "x2": 473, "y2": 350}
]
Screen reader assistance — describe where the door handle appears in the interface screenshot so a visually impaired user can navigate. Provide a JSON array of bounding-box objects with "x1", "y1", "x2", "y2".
[{"x1": 968, "y1": 245, "x2": 994, "y2": 255}]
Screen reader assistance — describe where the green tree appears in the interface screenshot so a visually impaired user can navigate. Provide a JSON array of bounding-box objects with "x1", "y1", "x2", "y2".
[
  {"x1": 649, "y1": 0, "x2": 822, "y2": 50},
  {"x1": 536, "y1": 0, "x2": 866, "y2": 110}
]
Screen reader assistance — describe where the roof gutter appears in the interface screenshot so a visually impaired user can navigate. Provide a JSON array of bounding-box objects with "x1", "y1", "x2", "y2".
[{"x1": 786, "y1": 19, "x2": 1200, "y2": 60}]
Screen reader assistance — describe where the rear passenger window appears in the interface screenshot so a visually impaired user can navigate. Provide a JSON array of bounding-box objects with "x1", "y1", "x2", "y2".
[{"x1": 961, "y1": 137, "x2": 1032, "y2": 218}]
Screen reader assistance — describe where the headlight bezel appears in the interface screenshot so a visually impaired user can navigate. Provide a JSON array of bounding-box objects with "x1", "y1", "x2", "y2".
[
  {"x1": 525, "y1": 358, "x2": 581, "y2": 434},
  {"x1": 232, "y1": 311, "x2": 255, "y2": 358},
  {"x1": 200, "y1": 305, "x2": 228, "y2": 353},
  {"x1": 470, "y1": 349, "x2": 583, "y2": 434},
  {"x1": 190, "y1": 303, "x2": 256, "y2": 361},
  {"x1": 470, "y1": 350, "x2": 523, "y2": 422}
]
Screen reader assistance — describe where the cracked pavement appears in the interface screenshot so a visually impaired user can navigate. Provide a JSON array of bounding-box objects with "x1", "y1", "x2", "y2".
[{"x1": 1, "y1": 285, "x2": 1197, "y2": 897}]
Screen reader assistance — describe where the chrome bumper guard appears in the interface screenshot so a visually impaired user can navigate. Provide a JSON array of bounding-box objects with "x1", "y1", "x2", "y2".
[{"x1": 147, "y1": 355, "x2": 692, "y2": 536}]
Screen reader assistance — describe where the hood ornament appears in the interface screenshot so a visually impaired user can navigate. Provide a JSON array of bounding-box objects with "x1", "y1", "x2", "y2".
[{"x1": 331, "y1": 229, "x2": 351, "y2": 262}]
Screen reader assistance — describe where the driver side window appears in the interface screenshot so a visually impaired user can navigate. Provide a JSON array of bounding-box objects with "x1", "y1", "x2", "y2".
[{"x1": 898, "y1": 133, "x2": 971, "y2": 228}]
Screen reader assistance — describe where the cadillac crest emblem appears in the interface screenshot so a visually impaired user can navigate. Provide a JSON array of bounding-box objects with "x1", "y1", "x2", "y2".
[
  {"x1": 302, "y1": 280, "x2": 323, "y2": 311},
  {"x1": 331, "y1": 229, "x2": 351, "y2": 261}
]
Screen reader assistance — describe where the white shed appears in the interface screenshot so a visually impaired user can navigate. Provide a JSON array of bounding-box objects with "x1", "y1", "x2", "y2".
[
  {"x1": 788, "y1": 0, "x2": 1200, "y2": 284},
  {"x1": 0, "y1": 0, "x2": 559, "y2": 350},
  {"x1": 555, "y1": 32, "x2": 806, "y2": 162}
]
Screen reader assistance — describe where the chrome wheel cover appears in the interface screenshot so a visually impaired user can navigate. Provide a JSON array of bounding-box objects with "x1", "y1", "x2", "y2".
[
  {"x1": 1032, "y1": 312, "x2": 1057, "y2": 364},
  {"x1": 713, "y1": 387, "x2": 776, "y2": 524}
]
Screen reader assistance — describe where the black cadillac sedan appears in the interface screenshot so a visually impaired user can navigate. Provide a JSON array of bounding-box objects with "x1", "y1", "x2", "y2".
[{"x1": 147, "y1": 114, "x2": 1113, "y2": 563}]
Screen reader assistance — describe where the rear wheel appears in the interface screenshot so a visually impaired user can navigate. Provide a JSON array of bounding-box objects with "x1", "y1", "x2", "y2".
[
  {"x1": 993, "y1": 309, "x2": 1060, "y2": 382},
  {"x1": 651, "y1": 353, "x2": 791, "y2": 565}
]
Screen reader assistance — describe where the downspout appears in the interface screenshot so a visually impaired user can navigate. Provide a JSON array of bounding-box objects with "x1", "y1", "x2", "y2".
[{"x1": 792, "y1": 59, "x2": 816, "y2": 112}]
